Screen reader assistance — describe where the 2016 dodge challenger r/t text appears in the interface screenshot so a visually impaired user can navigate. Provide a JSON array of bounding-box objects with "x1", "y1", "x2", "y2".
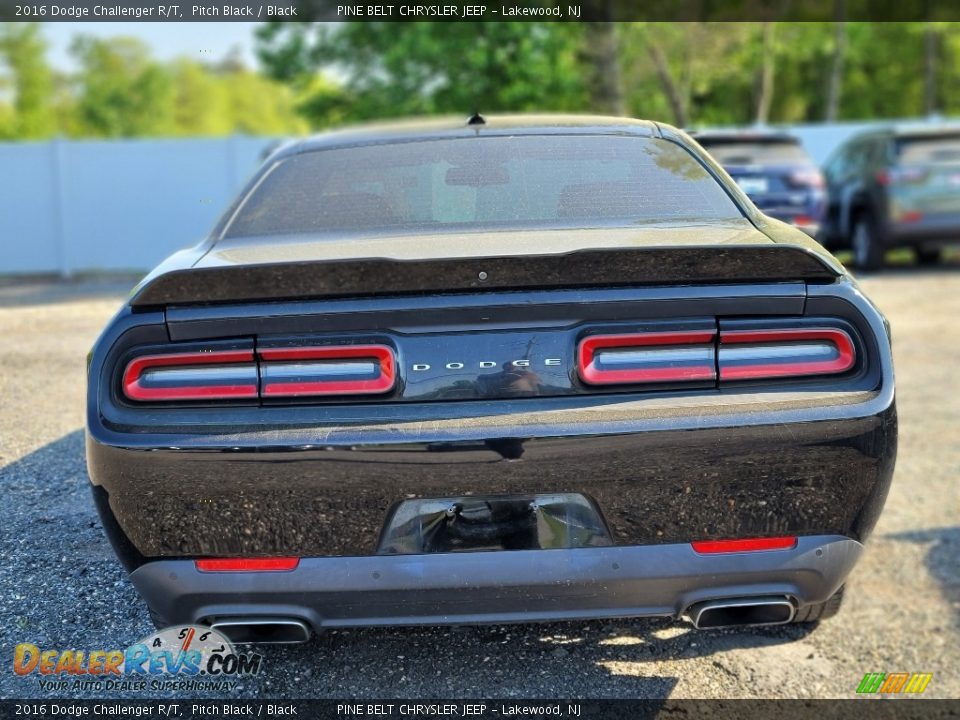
[{"x1": 86, "y1": 115, "x2": 896, "y2": 643}]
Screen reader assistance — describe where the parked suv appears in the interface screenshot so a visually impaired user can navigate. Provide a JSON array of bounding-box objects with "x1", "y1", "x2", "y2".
[
  {"x1": 694, "y1": 131, "x2": 825, "y2": 238},
  {"x1": 821, "y1": 126, "x2": 960, "y2": 269}
]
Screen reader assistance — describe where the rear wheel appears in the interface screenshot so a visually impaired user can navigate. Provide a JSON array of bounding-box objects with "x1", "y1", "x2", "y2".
[
  {"x1": 792, "y1": 585, "x2": 845, "y2": 624},
  {"x1": 851, "y1": 214, "x2": 884, "y2": 271},
  {"x1": 916, "y1": 247, "x2": 942, "y2": 265}
]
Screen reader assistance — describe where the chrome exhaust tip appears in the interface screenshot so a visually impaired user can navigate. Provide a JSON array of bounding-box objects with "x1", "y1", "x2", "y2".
[
  {"x1": 687, "y1": 596, "x2": 795, "y2": 629},
  {"x1": 210, "y1": 617, "x2": 312, "y2": 644}
]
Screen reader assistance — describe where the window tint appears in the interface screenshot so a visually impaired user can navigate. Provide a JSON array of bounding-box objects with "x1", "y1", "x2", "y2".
[
  {"x1": 697, "y1": 139, "x2": 811, "y2": 166},
  {"x1": 224, "y1": 135, "x2": 743, "y2": 239},
  {"x1": 896, "y1": 135, "x2": 960, "y2": 164}
]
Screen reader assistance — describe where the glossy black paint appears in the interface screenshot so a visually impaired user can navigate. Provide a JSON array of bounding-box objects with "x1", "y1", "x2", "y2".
[
  {"x1": 129, "y1": 246, "x2": 836, "y2": 308},
  {"x1": 86, "y1": 117, "x2": 896, "y2": 618}
]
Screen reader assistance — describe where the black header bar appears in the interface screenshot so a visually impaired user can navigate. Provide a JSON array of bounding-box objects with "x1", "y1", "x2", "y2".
[{"x1": 3, "y1": 0, "x2": 960, "y2": 22}]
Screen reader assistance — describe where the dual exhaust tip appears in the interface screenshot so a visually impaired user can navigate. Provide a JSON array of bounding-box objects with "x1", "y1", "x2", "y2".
[
  {"x1": 686, "y1": 596, "x2": 796, "y2": 629},
  {"x1": 204, "y1": 597, "x2": 795, "y2": 644}
]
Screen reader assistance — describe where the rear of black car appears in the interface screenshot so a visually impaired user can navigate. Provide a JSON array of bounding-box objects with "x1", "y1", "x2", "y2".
[{"x1": 86, "y1": 118, "x2": 896, "y2": 641}]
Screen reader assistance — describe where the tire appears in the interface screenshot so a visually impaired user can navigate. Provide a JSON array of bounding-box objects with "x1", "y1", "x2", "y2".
[
  {"x1": 916, "y1": 247, "x2": 942, "y2": 265},
  {"x1": 792, "y1": 586, "x2": 845, "y2": 624},
  {"x1": 851, "y1": 214, "x2": 884, "y2": 271}
]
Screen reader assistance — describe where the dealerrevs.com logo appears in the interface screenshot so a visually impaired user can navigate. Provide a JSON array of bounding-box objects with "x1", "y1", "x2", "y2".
[{"x1": 13, "y1": 625, "x2": 263, "y2": 692}]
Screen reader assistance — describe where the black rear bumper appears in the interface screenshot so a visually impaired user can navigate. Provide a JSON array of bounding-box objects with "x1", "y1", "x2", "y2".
[{"x1": 132, "y1": 535, "x2": 861, "y2": 630}]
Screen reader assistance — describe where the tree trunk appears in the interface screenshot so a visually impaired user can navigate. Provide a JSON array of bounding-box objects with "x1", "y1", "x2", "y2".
[
  {"x1": 648, "y1": 42, "x2": 688, "y2": 127},
  {"x1": 825, "y1": 1, "x2": 846, "y2": 121},
  {"x1": 583, "y1": 22, "x2": 625, "y2": 116},
  {"x1": 924, "y1": 23, "x2": 939, "y2": 116},
  {"x1": 755, "y1": 22, "x2": 777, "y2": 124}
]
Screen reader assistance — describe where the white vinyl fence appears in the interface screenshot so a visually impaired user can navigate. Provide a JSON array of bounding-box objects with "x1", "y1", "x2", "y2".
[
  {"x1": 0, "y1": 135, "x2": 276, "y2": 275},
  {"x1": 0, "y1": 119, "x2": 948, "y2": 275}
]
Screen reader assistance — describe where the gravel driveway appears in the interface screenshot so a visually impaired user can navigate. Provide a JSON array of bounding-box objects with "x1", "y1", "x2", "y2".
[{"x1": 0, "y1": 267, "x2": 957, "y2": 700}]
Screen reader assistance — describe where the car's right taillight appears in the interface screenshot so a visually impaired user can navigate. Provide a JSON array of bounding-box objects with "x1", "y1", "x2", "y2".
[
  {"x1": 577, "y1": 330, "x2": 717, "y2": 385},
  {"x1": 718, "y1": 327, "x2": 856, "y2": 381}
]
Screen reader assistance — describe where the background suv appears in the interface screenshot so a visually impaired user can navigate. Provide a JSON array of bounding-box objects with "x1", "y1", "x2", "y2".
[
  {"x1": 694, "y1": 130, "x2": 825, "y2": 238},
  {"x1": 821, "y1": 126, "x2": 960, "y2": 269}
]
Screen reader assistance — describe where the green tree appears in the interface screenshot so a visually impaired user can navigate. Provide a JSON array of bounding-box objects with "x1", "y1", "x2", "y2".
[
  {"x1": 255, "y1": 22, "x2": 590, "y2": 125},
  {"x1": 0, "y1": 23, "x2": 55, "y2": 139},
  {"x1": 68, "y1": 36, "x2": 175, "y2": 137}
]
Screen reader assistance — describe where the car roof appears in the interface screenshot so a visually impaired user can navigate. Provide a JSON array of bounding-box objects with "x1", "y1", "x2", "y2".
[{"x1": 273, "y1": 114, "x2": 665, "y2": 158}]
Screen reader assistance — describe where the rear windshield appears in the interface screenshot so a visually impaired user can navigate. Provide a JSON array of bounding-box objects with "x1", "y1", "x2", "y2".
[
  {"x1": 223, "y1": 135, "x2": 743, "y2": 239},
  {"x1": 896, "y1": 136, "x2": 960, "y2": 164},
  {"x1": 697, "y1": 139, "x2": 810, "y2": 166}
]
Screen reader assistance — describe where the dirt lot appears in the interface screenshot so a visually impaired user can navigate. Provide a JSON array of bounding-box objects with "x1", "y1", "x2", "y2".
[{"x1": 0, "y1": 266, "x2": 957, "y2": 700}]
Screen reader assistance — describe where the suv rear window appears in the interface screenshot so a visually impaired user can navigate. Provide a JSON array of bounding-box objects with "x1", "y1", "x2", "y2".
[
  {"x1": 223, "y1": 135, "x2": 743, "y2": 239},
  {"x1": 896, "y1": 135, "x2": 960, "y2": 164},
  {"x1": 697, "y1": 138, "x2": 810, "y2": 166}
]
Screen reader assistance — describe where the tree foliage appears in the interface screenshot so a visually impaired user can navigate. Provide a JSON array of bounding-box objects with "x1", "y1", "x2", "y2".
[
  {"x1": 1, "y1": 22, "x2": 959, "y2": 140},
  {"x1": 0, "y1": 26, "x2": 306, "y2": 140}
]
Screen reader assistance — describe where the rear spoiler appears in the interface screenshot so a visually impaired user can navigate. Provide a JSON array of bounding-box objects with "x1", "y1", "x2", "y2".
[{"x1": 129, "y1": 246, "x2": 840, "y2": 308}]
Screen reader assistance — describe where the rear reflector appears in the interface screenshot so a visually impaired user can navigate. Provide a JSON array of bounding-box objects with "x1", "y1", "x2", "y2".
[
  {"x1": 123, "y1": 350, "x2": 258, "y2": 402},
  {"x1": 259, "y1": 345, "x2": 395, "y2": 397},
  {"x1": 718, "y1": 327, "x2": 855, "y2": 381},
  {"x1": 691, "y1": 536, "x2": 797, "y2": 554},
  {"x1": 578, "y1": 330, "x2": 717, "y2": 385},
  {"x1": 195, "y1": 557, "x2": 300, "y2": 572}
]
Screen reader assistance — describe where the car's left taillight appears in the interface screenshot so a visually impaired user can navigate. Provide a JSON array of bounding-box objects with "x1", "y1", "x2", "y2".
[{"x1": 122, "y1": 350, "x2": 259, "y2": 402}]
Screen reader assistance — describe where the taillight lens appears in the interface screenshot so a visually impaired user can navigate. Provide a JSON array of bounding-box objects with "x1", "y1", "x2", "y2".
[
  {"x1": 692, "y1": 536, "x2": 797, "y2": 554},
  {"x1": 122, "y1": 350, "x2": 258, "y2": 402},
  {"x1": 259, "y1": 345, "x2": 396, "y2": 397},
  {"x1": 578, "y1": 330, "x2": 717, "y2": 385},
  {"x1": 788, "y1": 169, "x2": 824, "y2": 189},
  {"x1": 718, "y1": 327, "x2": 855, "y2": 381},
  {"x1": 195, "y1": 557, "x2": 300, "y2": 572}
]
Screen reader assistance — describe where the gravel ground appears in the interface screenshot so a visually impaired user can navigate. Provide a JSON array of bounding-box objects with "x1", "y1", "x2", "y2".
[{"x1": 0, "y1": 266, "x2": 957, "y2": 700}]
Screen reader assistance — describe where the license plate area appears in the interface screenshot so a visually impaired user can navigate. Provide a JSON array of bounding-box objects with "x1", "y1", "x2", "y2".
[{"x1": 377, "y1": 493, "x2": 613, "y2": 555}]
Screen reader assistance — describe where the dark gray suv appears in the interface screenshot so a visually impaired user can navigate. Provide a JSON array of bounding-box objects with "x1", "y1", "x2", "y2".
[{"x1": 822, "y1": 126, "x2": 960, "y2": 269}]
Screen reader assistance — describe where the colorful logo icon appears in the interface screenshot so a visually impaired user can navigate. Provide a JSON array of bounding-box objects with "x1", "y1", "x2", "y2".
[{"x1": 857, "y1": 672, "x2": 932, "y2": 695}]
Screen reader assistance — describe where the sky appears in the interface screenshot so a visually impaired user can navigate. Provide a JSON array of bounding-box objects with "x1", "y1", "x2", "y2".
[{"x1": 42, "y1": 22, "x2": 263, "y2": 71}]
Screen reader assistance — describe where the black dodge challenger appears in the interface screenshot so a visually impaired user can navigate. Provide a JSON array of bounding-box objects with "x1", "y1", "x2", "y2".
[{"x1": 86, "y1": 115, "x2": 896, "y2": 643}]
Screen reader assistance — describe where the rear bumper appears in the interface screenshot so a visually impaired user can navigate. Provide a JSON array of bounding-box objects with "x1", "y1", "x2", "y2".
[{"x1": 131, "y1": 535, "x2": 861, "y2": 630}]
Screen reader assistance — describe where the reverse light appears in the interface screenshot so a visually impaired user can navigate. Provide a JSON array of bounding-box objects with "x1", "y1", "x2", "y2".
[
  {"x1": 195, "y1": 557, "x2": 300, "y2": 572},
  {"x1": 718, "y1": 327, "x2": 855, "y2": 381},
  {"x1": 578, "y1": 330, "x2": 717, "y2": 385},
  {"x1": 259, "y1": 345, "x2": 396, "y2": 397},
  {"x1": 691, "y1": 536, "x2": 798, "y2": 554},
  {"x1": 122, "y1": 350, "x2": 258, "y2": 402}
]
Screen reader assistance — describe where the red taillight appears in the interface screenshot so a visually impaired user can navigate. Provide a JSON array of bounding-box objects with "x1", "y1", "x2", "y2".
[
  {"x1": 877, "y1": 167, "x2": 928, "y2": 186},
  {"x1": 195, "y1": 557, "x2": 300, "y2": 572},
  {"x1": 122, "y1": 350, "x2": 258, "y2": 402},
  {"x1": 578, "y1": 330, "x2": 717, "y2": 385},
  {"x1": 718, "y1": 327, "x2": 855, "y2": 381},
  {"x1": 788, "y1": 170, "x2": 824, "y2": 189},
  {"x1": 259, "y1": 345, "x2": 396, "y2": 397},
  {"x1": 692, "y1": 536, "x2": 797, "y2": 554}
]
